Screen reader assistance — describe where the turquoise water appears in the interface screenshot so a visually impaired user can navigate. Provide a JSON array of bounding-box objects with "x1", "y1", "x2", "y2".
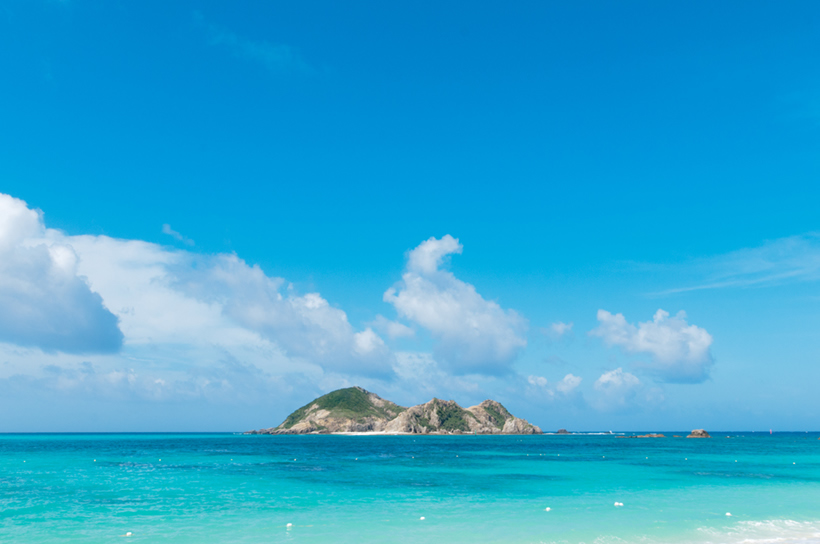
[{"x1": 1, "y1": 433, "x2": 819, "y2": 543}]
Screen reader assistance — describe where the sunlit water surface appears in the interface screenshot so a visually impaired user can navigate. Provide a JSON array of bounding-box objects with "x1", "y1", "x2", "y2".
[{"x1": 1, "y1": 433, "x2": 819, "y2": 543}]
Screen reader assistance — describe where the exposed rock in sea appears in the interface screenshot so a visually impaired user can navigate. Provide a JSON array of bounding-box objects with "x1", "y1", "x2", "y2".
[
  {"x1": 556, "y1": 429, "x2": 570, "y2": 435},
  {"x1": 248, "y1": 387, "x2": 542, "y2": 435},
  {"x1": 635, "y1": 433, "x2": 665, "y2": 438},
  {"x1": 687, "y1": 429, "x2": 711, "y2": 438}
]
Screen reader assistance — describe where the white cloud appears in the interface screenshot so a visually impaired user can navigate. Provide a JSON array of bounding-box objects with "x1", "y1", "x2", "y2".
[
  {"x1": 168, "y1": 253, "x2": 392, "y2": 376},
  {"x1": 0, "y1": 194, "x2": 123, "y2": 354},
  {"x1": 384, "y1": 235, "x2": 527, "y2": 375},
  {"x1": 591, "y1": 368, "x2": 665, "y2": 412},
  {"x1": 556, "y1": 373, "x2": 582, "y2": 393},
  {"x1": 371, "y1": 315, "x2": 415, "y2": 339},
  {"x1": 383, "y1": 351, "x2": 481, "y2": 405},
  {"x1": 407, "y1": 234, "x2": 463, "y2": 274},
  {"x1": 528, "y1": 373, "x2": 581, "y2": 396},
  {"x1": 543, "y1": 321, "x2": 573, "y2": 341},
  {"x1": 661, "y1": 233, "x2": 820, "y2": 294},
  {"x1": 0, "y1": 192, "x2": 390, "y2": 378},
  {"x1": 162, "y1": 224, "x2": 195, "y2": 246},
  {"x1": 528, "y1": 375, "x2": 548, "y2": 387},
  {"x1": 594, "y1": 367, "x2": 641, "y2": 390},
  {"x1": 590, "y1": 309, "x2": 714, "y2": 383},
  {"x1": 592, "y1": 367, "x2": 642, "y2": 410}
]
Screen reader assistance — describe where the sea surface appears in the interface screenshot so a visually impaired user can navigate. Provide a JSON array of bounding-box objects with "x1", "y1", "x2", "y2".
[{"x1": 1, "y1": 432, "x2": 819, "y2": 543}]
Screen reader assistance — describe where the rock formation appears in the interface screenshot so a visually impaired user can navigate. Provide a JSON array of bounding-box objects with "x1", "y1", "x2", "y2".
[
  {"x1": 249, "y1": 387, "x2": 542, "y2": 435},
  {"x1": 687, "y1": 429, "x2": 711, "y2": 438},
  {"x1": 556, "y1": 429, "x2": 571, "y2": 435}
]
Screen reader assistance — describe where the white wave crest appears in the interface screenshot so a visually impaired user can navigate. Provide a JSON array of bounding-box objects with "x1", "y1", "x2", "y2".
[{"x1": 697, "y1": 520, "x2": 820, "y2": 544}]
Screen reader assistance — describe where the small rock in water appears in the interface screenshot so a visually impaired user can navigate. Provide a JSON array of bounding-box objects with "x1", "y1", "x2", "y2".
[{"x1": 687, "y1": 429, "x2": 711, "y2": 438}]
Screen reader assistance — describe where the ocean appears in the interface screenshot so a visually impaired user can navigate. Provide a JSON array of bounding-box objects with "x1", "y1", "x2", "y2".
[{"x1": 1, "y1": 432, "x2": 818, "y2": 543}]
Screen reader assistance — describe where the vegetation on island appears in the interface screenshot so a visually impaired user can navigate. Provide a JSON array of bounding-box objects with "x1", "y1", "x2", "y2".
[
  {"x1": 282, "y1": 387, "x2": 405, "y2": 429},
  {"x1": 436, "y1": 403, "x2": 475, "y2": 432},
  {"x1": 482, "y1": 404, "x2": 507, "y2": 430}
]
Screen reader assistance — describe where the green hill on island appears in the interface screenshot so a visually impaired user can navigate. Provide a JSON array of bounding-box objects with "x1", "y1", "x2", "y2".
[{"x1": 248, "y1": 386, "x2": 542, "y2": 435}]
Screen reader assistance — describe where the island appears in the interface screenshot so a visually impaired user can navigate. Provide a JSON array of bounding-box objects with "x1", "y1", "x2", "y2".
[{"x1": 247, "y1": 386, "x2": 542, "y2": 435}]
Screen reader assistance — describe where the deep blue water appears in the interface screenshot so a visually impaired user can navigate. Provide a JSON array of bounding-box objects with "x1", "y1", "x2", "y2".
[{"x1": 1, "y1": 433, "x2": 819, "y2": 543}]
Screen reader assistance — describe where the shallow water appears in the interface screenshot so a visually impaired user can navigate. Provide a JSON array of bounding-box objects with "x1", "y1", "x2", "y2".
[{"x1": 1, "y1": 433, "x2": 819, "y2": 543}]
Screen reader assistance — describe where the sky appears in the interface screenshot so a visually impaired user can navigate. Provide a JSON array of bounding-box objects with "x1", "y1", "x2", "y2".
[{"x1": 1, "y1": 1, "x2": 819, "y2": 432}]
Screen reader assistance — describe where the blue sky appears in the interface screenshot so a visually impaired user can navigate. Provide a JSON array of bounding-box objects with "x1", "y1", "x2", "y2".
[{"x1": 1, "y1": 1, "x2": 819, "y2": 431}]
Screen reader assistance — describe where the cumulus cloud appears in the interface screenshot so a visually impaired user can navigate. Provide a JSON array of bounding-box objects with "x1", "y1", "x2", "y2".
[
  {"x1": 388, "y1": 351, "x2": 481, "y2": 402},
  {"x1": 0, "y1": 194, "x2": 123, "y2": 353},
  {"x1": 384, "y1": 235, "x2": 527, "y2": 375},
  {"x1": 0, "y1": 192, "x2": 390, "y2": 378},
  {"x1": 590, "y1": 309, "x2": 714, "y2": 383},
  {"x1": 69, "y1": 240, "x2": 393, "y2": 378},
  {"x1": 555, "y1": 373, "x2": 582, "y2": 393},
  {"x1": 592, "y1": 367, "x2": 642, "y2": 410},
  {"x1": 371, "y1": 315, "x2": 415, "y2": 339},
  {"x1": 171, "y1": 253, "x2": 392, "y2": 376},
  {"x1": 595, "y1": 367, "x2": 641, "y2": 391}
]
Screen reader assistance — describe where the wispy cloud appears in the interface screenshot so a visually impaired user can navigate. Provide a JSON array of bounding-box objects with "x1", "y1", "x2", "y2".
[
  {"x1": 194, "y1": 12, "x2": 315, "y2": 75},
  {"x1": 660, "y1": 233, "x2": 820, "y2": 294},
  {"x1": 541, "y1": 321, "x2": 573, "y2": 341},
  {"x1": 162, "y1": 224, "x2": 195, "y2": 246}
]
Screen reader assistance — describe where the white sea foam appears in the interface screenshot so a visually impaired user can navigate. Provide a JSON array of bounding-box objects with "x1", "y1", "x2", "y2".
[
  {"x1": 539, "y1": 520, "x2": 820, "y2": 544},
  {"x1": 696, "y1": 520, "x2": 820, "y2": 544}
]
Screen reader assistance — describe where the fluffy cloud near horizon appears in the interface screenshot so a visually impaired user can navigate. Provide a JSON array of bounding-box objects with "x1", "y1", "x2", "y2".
[
  {"x1": 170, "y1": 252, "x2": 392, "y2": 376},
  {"x1": 0, "y1": 194, "x2": 581, "y2": 424},
  {"x1": 527, "y1": 373, "x2": 582, "y2": 399},
  {"x1": 592, "y1": 367, "x2": 642, "y2": 411},
  {"x1": 556, "y1": 373, "x2": 582, "y2": 393},
  {"x1": 0, "y1": 193, "x2": 391, "y2": 380},
  {"x1": 383, "y1": 235, "x2": 527, "y2": 375},
  {"x1": 590, "y1": 309, "x2": 714, "y2": 383},
  {"x1": 0, "y1": 194, "x2": 123, "y2": 354}
]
